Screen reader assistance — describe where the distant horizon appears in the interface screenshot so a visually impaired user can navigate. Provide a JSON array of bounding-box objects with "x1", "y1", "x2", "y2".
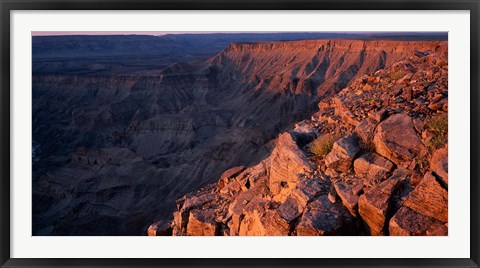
[{"x1": 31, "y1": 31, "x2": 448, "y2": 37}]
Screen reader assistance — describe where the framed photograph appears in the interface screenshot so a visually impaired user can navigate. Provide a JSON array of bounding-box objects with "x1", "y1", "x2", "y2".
[{"x1": 1, "y1": 0, "x2": 478, "y2": 267}]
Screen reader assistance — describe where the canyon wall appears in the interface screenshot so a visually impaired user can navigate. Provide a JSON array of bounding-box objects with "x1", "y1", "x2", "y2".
[{"x1": 156, "y1": 41, "x2": 448, "y2": 236}]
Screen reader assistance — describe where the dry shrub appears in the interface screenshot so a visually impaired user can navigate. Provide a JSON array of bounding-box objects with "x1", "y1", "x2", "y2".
[
  {"x1": 310, "y1": 133, "x2": 340, "y2": 157},
  {"x1": 426, "y1": 113, "x2": 448, "y2": 150}
]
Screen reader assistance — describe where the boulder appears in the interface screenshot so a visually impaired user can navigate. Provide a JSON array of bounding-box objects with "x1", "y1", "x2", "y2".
[
  {"x1": 235, "y1": 161, "x2": 267, "y2": 191},
  {"x1": 325, "y1": 135, "x2": 360, "y2": 173},
  {"x1": 172, "y1": 184, "x2": 218, "y2": 235},
  {"x1": 433, "y1": 157, "x2": 448, "y2": 185},
  {"x1": 353, "y1": 152, "x2": 394, "y2": 184},
  {"x1": 218, "y1": 166, "x2": 245, "y2": 191},
  {"x1": 179, "y1": 186, "x2": 217, "y2": 212},
  {"x1": 389, "y1": 206, "x2": 447, "y2": 236},
  {"x1": 186, "y1": 209, "x2": 219, "y2": 236},
  {"x1": 333, "y1": 179, "x2": 364, "y2": 216},
  {"x1": 296, "y1": 195, "x2": 353, "y2": 236},
  {"x1": 358, "y1": 172, "x2": 405, "y2": 235},
  {"x1": 355, "y1": 118, "x2": 378, "y2": 147},
  {"x1": 277, "y1": 196, "x2": 305, "y2": 223},
  {"x1": 238, "y1": 196, "x2": 269, "y2": 236},
  {"x1": 289, "y1": 121, "x2": 319, "y2": 146},
  {"x1": 147, "y1": 219, "x2": 173, "y2": 236},
  {"x1": 172, "y1": 211, "x2": 184, "y2": 235},
  {"x1": 261, "y1": 210, "x2": 291, "y2": 236},
  {"x1": 402, "y1": 172, "x2": 448, "y2": 222},
  {"x1": 371, "y1": 108, "x2": 391, "y2": 122},
  {"x1": 430, "y1": 146, "x2": 448, "y2": 185},
  {"x1": 290, "y1": 178, "x2": 326, "y2": 206},
  {"x1": 268, "y1": 133, "x2": 314, "y2": 202},
  {"x1": 227, "y1": 189, "x2": 260, "y2": 236},
  {"x1": 430, "y1": 146, "x2": 448, "y2": 169},
  {"x1": 373, "y1": 114, "x2": 425, "y2": 167},
  {"x1": 277, "y1": 178, "x2": 325, "y2": 223}
]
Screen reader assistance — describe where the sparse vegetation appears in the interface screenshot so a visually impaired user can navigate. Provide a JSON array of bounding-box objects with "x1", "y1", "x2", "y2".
[
  {"x1": 415, "y1": 155, "x2": 430, "y2": 171},
  {"x1": 426, "y1": 113, "x2": 448, "y2": 150},
  {"x1": 310, "y1": 133, "x2": 340, "y2": 157}
]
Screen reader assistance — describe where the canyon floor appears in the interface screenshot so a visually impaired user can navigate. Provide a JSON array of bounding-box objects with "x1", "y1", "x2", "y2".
[{"x1": 32, "y1": 33, "x2": 447, "y2": 236}]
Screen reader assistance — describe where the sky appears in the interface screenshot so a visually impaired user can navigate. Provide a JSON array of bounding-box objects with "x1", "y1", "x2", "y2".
[
  {"x1": 32, "y1": 31, "x2": 448, "y2": 37},
  {"x1": 31, "y1": 31, "x2": 274, "y2": 36}
]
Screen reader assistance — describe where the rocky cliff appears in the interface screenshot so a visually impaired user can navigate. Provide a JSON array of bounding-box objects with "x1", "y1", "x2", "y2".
[
  {"x1": 32, "y1": 38, "x2": 447, "y2": 235},
  {"x1": 154, "y1": 42, "x2": 448, "y2": 236}
]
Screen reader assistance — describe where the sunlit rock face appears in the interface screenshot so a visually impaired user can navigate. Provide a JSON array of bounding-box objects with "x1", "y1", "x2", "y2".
[
  {"x1": 32, "y1": 34, "x2": 447, "y2": 236},
  {"x1": 165, "y1": 40, "x2": 448, "y2": 237}
]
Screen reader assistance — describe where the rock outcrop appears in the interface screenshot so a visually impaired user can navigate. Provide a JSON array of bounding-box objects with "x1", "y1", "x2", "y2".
[
  {"x1": 358, "y1": 170, "x2": 407, "y2": 235},
  {"x1": 268, "y1": 133, "x2": 315, "y2": 202},
  {"x1": 325, "y1": 136, "x2": 360, "y2": 172},
  {"x1": 354, "y1": 152, "x2": 394, "y2": 185},
  {"x1": 373, "y1": 114, "x2": 425, "y2": 168},
  {"x1": 161, "y1": 41, "x2": 448, "y2": 236}
]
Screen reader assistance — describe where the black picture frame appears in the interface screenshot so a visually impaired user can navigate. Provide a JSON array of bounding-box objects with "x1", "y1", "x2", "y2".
[{"x1": 1, "y1": 0, "x2": 478, "y2": 267}]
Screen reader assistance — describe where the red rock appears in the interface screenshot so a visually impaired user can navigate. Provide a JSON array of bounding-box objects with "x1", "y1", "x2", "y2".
[
  {"x1": 310, "y1": 111, "x2": 323, "y2": 122},
  {"x1": 261, "y1": 210, "x2": 291, "y2": 236},
  {"x1": 327, "y1": 192, "x2": 337, "y2": 203},
  {"x1": 373, "y1": 113, "x2": 425, "y2": 167},
  {"x1": 430, "y1": 146, "x2": 447, "y2": 170},
  {"x1": 389, "y1": 206, "x2": 446, "y2": 236},
  {"x1": 433, "y1": 157, "x2": 448, "y2": 185},
  {"x1": 186, "y1": 209, "x2": 219, "y2": 236},
  {"x1": 325, "y1": 135, "x2": 360, "y2": 172},
  {"x1": 147, "y1": 220, "x2": 173, "y2": 236},
  {"x1": 277, "y1": 196, "x2": 305, "y2": 223},
  {"x1": 428, "y1": 102, "x2": 443, "y2": 111},
  {"x1": 277, "y1": 178, "x2": 325, "y2": 223},
  {"x1": 426, "y1": 224, "x2": 448, "y2": 236},
  {"x1": 291, "y1": 178, "x2": 325, "y2": 205},
  {"x1": 372, "y1": 108, "x2": 390, "y2": 122},
  {"x1": 442, "y1": 102, "x2": 448, "y2": 112},
  {"x1": 238, "y1": 196, "x2": 269, "y2": 236},
  {"x1": 430, "y1": 145, "x2": 448, "y2": 185},
  {"x1": 172, "y1": 211, "x2": 184, "y2": 235},
  {"x1": 296, "y1": 195, "x2": 353, "y2": 236},
  {"x1": 333, "y1": 179, "x2": 364, "y2": 216},
  {"x1": 268, "y1": 133, "x2": 314, "y2": 202},
  {"x1": 227, "y1": 189, "x2": 260, "y2": 235},
  {"x1": 358, "y1": 173, "x2": 405, "y2": 235},
  {"x1": 218, "y1": 166, "x2": 245, "y2": 191},
  {"x1": 334, "y1": 97, "x2": 360, "y2": 126},
  {"x1": 403, "y1": 172, "x2": 448, "y2": 222},
  {"x1": 353, "y1": 152, "x2": 394, "y2": 184},
  {"x1": 355, "y1": 118, "x2": 378, "y2": 147},
  {"x1": 396, "y1": 72, "x2": 414, "y2": 84},
  {"x1": 366, "y1": 75, "x2": 377, "y2": 83},
  {"x1": 289, "y1": 120, "x2": 319, "y2": 145}
]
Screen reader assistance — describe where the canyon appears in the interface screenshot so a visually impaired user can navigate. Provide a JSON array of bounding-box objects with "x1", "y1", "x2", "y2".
[{"x1": 32, "y1": 33, "x2": 447, "y2": 236}]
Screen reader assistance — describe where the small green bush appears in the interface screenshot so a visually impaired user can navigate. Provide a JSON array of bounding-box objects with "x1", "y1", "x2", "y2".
[
  {"x1": 426, "y1": 113, "x2": 448, "y2": 150},
  {"x1": 310, "y1": 133, "x2": 339, "y2": 157}
]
